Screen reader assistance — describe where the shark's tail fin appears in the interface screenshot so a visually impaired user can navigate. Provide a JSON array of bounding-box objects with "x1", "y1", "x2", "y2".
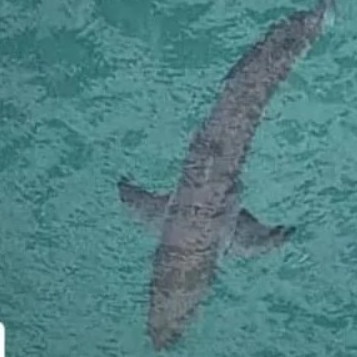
[
  {"x1": 320, "y1": 0, "x2": 335, "y2": 8},
  {"x1": 317, "y1": 0, "x2": 337, "y2": 29}
]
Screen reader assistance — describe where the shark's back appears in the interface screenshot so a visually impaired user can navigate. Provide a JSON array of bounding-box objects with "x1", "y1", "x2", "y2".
[
  {"x1": 161, "y1": 4, "x2": 327, "y2": 239},
  {"x1": 182, "y1": 4, "x2": 327, "y2": 192}
]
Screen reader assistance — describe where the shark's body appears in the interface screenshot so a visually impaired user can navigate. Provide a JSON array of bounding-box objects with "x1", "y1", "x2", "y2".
[{"x1": 118, "y1": 0, "x2": 333, "y2": 350}]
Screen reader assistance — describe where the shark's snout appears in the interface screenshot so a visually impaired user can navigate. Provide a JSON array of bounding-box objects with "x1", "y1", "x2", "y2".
[{"x1": 148, "y1": 320, "x2": 182, "y2": 351}]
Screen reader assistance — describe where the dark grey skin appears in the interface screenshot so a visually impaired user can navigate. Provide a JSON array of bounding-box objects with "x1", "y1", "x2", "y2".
[{"x1": 118, "y1": 0, "x2": 334, "y2": 350}]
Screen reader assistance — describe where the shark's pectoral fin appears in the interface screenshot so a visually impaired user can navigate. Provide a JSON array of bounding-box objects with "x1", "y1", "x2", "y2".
[
  {"x1": 229, "y1": 208, "x2": 295, "y2": 258},
  {"x1": 118, "y1": 176, "x2": 170, "y2": 229}
]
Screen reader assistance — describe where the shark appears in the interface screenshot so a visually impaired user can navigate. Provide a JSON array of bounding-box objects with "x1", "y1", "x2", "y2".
[{"x1": 118, "y1": 0, "x2": 334, "y2": 350}]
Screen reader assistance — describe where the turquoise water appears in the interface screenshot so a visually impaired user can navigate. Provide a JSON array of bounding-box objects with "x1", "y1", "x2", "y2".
[{"x1": 1, "y1": 0, "x2": 357, "y2": 356}]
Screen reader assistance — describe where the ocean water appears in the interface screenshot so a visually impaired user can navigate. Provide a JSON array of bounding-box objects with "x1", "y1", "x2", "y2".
[{"x1": 1, "y1": 0, "x2": 357, "y2": 356}]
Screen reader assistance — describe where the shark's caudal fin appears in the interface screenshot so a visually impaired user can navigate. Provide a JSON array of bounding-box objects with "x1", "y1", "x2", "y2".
[
  {"x1": 118, "y1": 176, "x2": 169, "y2": 229},
  {"x1": 320, "y1": 0, "x2": 336, "y2": 11},
  {"x1": 319, "y1": 0, "x2": 337, "y2": 28},
  {"x1": 228, "y1": 208, "x2": 295, "y2": 258}
]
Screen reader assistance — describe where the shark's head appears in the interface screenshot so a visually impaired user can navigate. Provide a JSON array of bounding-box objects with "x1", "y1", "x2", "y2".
[
  {"x1": 147, "y1": 239, "x2": 215, "y2": 351},
  {"x1": 147, "y1": 279, "x2": 192, "y2": 351},
  {"x1": 148, "y1": 312, "x2": 183, "y2": 351}
]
